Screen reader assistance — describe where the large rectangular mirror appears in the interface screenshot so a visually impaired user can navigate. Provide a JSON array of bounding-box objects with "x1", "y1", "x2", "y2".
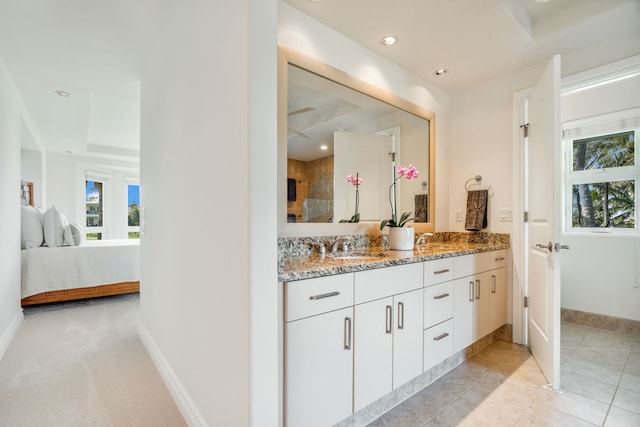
[{"x1": 278, "y1": 46, "x2": 435, "y2": 236}]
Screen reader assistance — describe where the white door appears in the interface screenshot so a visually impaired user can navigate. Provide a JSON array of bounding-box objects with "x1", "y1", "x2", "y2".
[
  {"x1": 526, "y1": 55, "x2": 563, "y2": 391},
  {"x1": 334, "y1": 131, "x2": 393, "y2": 222},
  {"x1": 353, "y1": 297, "x2": 393, "y2": 412},
  {"x1": 392, "y1": 288, "x2": 423, "y2": 388},
  {"x1": 285, "y1": 307, "x2": 354, "y2": 427}
]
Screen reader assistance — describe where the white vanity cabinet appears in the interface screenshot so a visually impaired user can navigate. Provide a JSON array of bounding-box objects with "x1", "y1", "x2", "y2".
[
  {"x1": 284, "y1": 274, "x2": 354, "y2": 427},
  {"x1": 353, "y1": 263, "x2": 423, "y2": 412},
  {"x1": 453, "y1": 251, "x2": 507, "y2": 353},
  {"x1": 488, "y1": 250, "x2": 508, "y2": 334},
  {"x1": 423, "y1": 258, "x2": 455, "y2": 370}
]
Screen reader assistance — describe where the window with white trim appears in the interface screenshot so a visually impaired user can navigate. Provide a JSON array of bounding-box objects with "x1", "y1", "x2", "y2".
[
  {"x1": 564, "y1": 109, "x2": 639, "y2": 232},
  {"x1": 126, "y1": 179, "x2": 140, "y2": 239},
  {"x1": 86, "y1": 177, "x2": 107, "y2": 240}
]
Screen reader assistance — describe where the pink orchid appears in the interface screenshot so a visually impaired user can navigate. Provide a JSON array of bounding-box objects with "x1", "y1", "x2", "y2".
[
  {"x1": 346, "y1": 174, "x2": 362, "y2": 186},
  {"x1": 396, "y1": 164, "x2": 419, "y2": 180}
]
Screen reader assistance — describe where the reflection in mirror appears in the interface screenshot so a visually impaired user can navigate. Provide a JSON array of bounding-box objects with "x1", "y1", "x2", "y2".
[{"x1": 279, "y1": 46, "x2": 435, "y2": 233}]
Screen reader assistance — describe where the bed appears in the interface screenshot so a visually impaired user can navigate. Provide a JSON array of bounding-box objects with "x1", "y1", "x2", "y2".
[{"x1": 21, "y1": 239, "x2": 140, "y2": 306}]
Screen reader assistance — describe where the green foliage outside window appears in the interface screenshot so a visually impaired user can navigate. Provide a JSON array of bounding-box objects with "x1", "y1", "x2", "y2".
[{"x1": 571, "y1": 131, "x2": 635, "y2": 228}]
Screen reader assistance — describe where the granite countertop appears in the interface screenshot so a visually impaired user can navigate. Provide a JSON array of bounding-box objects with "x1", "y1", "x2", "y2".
[{"x1": 279, "y1": 241, "x2": 509, "y2": 282}]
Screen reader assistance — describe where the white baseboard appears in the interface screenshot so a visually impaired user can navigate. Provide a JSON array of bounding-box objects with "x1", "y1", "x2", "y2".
[
  {"x1": 138, "y1": 322, "x2": 208, "y2": 427},
  {"x1": 0, "y1": 309, "x2": 24, "y2": 361}
]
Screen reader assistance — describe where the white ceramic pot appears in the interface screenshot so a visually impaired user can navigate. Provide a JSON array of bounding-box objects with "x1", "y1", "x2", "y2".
[{"x1": 388, "y1": 227, "x2": 414, "y2": 251}]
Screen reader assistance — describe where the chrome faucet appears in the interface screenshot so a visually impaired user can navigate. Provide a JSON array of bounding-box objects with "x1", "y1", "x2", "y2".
[
  {"x1": 415, "y1": 232, "x2": 434, "y2": 246},
  {"x1": 331, "y1": 236, "x2": 351, "y2": 254}
]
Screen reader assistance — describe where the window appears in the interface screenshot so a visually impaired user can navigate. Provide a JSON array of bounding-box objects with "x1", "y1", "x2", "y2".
[
  {"x1": 86, "y1": 179, "x2": 105, "y2": 240},
  {"x1": 564, "y1": 112, "x2": 639, "y2": 232},
  {"x1": 127, "y1": 183, "x2": 140, "y2": 239}
]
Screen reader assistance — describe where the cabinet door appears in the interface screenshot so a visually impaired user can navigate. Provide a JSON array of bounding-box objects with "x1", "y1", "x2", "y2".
[
  {"x1": 393, "y1": 288, "x2": 423, "y2": 388},
  {"x1": 353, "y1": 297, "x2": 393, "y2": 412},
  {"x1": 285, "y1": 307, "x2": 353, "y2": 427},
  {"x1": 474, "y1": 271, "x2": 491, "y2": 340},
  {"x1": 488, "y1": 267, "x2": 507, "y2": 333},
  {"x1": 453, "y1": 277, "x2": 475, "y2": 353}
]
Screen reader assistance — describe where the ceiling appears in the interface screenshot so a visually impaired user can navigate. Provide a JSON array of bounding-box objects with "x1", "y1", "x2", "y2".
[{"x1": 1, "y1": 0, "x2": 639, "y2": 158}]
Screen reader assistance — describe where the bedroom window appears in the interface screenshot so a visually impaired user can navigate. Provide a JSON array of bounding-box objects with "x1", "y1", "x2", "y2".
[
  {"x1": 86, "y1": 179, "x2": 105, "y2": 240},
  {"x1": 127, "y1": 183, "x2": 140, "y2": 239},
  {"x1": 564, "y1": 110, "x2": 639, "y2": 233}
]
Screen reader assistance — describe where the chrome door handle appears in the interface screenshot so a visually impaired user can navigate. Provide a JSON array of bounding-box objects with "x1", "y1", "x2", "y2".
[
  {"x1": 554, "y1": 243, "x2": 570, "y2": 252},
  {"x1": 534, "y1": 242, "x2": 553, "y2": 252}
]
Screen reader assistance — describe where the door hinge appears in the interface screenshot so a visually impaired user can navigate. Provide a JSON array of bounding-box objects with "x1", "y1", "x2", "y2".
[
  {"x1": 524, "y1": 296, "x2": 529, "y2": 308},
  {"x1": 520, "y1": 123, "x2": 529, "y2": 138},
  {"x1": 524, "y1": 211, "x2": 529, "y2": 223}
]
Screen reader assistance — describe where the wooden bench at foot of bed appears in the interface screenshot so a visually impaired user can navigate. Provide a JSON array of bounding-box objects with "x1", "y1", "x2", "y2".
[{"x1": 21, "y1": 281, "x2": 140, "y2": 306}]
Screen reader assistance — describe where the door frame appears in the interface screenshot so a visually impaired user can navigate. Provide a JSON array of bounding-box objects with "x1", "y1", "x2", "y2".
[{"x1": 511, "y1": 88, "x2": 531, "y2": 345}]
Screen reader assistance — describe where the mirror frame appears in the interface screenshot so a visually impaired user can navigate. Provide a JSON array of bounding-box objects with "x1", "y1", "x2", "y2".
[{"x1": 278, "y1": 45, "x2": 435, "y2": 237}]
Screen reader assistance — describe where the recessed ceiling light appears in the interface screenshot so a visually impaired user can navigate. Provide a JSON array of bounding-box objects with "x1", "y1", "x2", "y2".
[
  {"x1": 433, "y1": 69, "x2": 449, "y2": 76},
  {"x1": 380, "y1": 35, "x2": 397, "y2": 46},
  {"x1": 320, "y1": 144, "x2": 328, "y2": 150},
  {"x1": 55, "y1": 90, "x2": 71, "y2": 97}
]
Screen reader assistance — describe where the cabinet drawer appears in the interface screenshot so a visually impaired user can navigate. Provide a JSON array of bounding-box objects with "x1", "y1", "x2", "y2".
[
  {"x1": 490, "y1": 250, "x2": 507, "y2": 270},
  {"x1": 454, "y1": 252, "x2": 490, "y2": 278},
  {"x1": 423, "y1": 281, "x2": 454, "y2": 328},
  {"x1": 424, "y1": 258, "x2": 454, "y2": 286},
  {"x1": 354, "y1": 263, "x2": 422, "y2": 304},
  {"x1": 423, "y1": 319, "x2": 454, "y2": 371},
  {"x1": 285, "y1": 274, "x2": 354, "y2": 322}
]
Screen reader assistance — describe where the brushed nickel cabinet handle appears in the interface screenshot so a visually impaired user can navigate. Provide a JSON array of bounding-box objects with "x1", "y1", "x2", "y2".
[
  {"x1": 494, "y1": 257, "x2": 506, "y2": 261},
  {"x1": 385, "y1": 305, "x2": 393, "y2": 334},
  {"x1": 468, "y1": 281, "x2": 474, "y2": 302},
  {"x1": 491, "y1": 275, "x2": 496, "y2": 293},
  {"x1": 433, "y1": 293, "x2": 450, "y2": 300},
  {"x1": 344, "y1": 317, "x2": 352, "y2": 350},
  {"x1": 433, "y1": 332, "x2": 450, "y2": 341},
  {"x1": 475, "y1": 279, "x2": 481, "y2": 300},
  {"x1": 309, "y1": 291, "x2": 340, "y2": 300},
  {"x1": 397, "y1": 302, "x2": 405, "y2": 330},
  {"x1": 434, "y1": 269, "x2": 450, "y2": 274}
]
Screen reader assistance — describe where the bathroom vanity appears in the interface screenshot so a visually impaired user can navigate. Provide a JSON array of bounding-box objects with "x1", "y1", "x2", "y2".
[{"x1": 279, "y1": 235, "x2": 510, "y2": 427}]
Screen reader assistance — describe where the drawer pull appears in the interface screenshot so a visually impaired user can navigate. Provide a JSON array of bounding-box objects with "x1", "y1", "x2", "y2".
[
  {"x1": 344, "y1": 317, "x2": 352, "y2": 350},
  {"x1": 309, "y1": 291, "x2": 340, "y2": 300},
  {"x1": 494, "y1": 257, "x2": 506, "y2": 261},
  {"x1": 433, "y1": 332, "x2": 450, "y2": 341},
  {"x1": 434, "y1": 269, "x2": 450, "y2": 274},
  {"x1": 433, "y1": 293, "x2": 450, "y2": 300}
]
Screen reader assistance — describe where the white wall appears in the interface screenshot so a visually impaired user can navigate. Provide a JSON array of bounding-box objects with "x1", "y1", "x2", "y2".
[
  {"x1": 45, "y1": 152, "x2": 139, "y2": 239},
  {"x1": 0, "y1": 58, "x2": 24, "y2": 358},
  {"x1": 139, "y1": 1, "x2": 278, "y2": 426},
  {"x1": 278, "y1": 2, "x2": 451, "y2": 233},
  {"x1": 560, "y1": 72, "x2": 640, "y2": 321}
]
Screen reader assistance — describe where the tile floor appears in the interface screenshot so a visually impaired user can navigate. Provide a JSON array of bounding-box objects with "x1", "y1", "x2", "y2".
[{"x1": 368, "y1": 323, "x2": 640, "y2": 426}]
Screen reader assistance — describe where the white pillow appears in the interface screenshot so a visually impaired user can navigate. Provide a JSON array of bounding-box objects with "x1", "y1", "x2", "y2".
[
  {"x1": 43, "y1": 206, "x2": 68, "y2": 247},
  {"x1": 64, "y1": 223, "x2": 84, "y2": 247},
  {"x1": 21, "y1": 205, "x2": 44, "y2": 249}
]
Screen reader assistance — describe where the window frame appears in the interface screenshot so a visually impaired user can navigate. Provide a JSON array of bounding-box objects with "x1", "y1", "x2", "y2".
[
  {"x1": 85, "y1": 172, "x2": 110, "y2": 240},
  {"x1": 563, "y1": 110, "x2": 639, "y2": 234},
  {"x1": 126, "y1": 178, "x2": 140, "y2": 239}
]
